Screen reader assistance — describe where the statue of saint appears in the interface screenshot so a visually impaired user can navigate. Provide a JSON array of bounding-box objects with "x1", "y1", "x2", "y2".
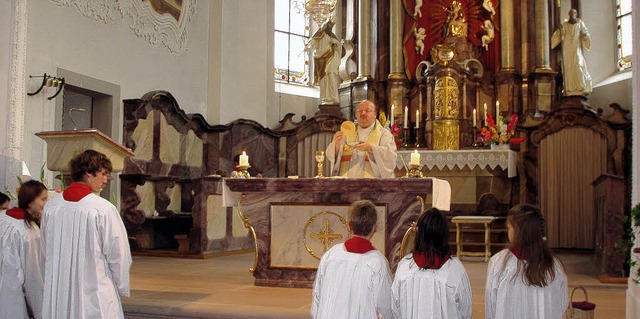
[
  {"x1": 443, "y1": 1, "x2": 467, "y2": 38},
  {"x1": 307, "y1": 20, "x2": 341, "y2": 105},
  {"x1": 551, "y1": 9, "x2": 592, "y2": 96}
]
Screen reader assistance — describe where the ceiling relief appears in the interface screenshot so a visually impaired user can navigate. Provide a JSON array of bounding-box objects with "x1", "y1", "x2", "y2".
[{"x1": 50, "y1": 0, "x2": 197, "y2": 53}]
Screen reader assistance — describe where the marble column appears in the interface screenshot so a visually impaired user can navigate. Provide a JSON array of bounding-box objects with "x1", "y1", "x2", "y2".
[
  {"x1": 499, "y1": 0, "x2": 515, "y2": 71},
  {"x1": 496, "y1": 0, "x2": 518, "y2": 114},
  {"x1": 531, "y1": 0, "x2": 556, "y2": 112},
  {"x1": 356, "y1": 0, "x2": 372, "y2": 80},
  {"x1": 534, "y1": 0, "x2": 552, "y2": 71},
  {"x1": 387, "y1": 0, "x2": 407, "y2": 126}
]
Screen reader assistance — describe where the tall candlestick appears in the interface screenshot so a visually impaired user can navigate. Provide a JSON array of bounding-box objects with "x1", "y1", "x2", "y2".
[
  {"x1": 410, "y1": 149, "x2": 420, "y2": 166},
  {"x1": 404, "y1": 106, "x2": 408, "y2": 128},
  {"x1": 390, "y1": 104, "x2": 394, "y2": 126},
  {"x1": 239, "y1": 151, "x2": 249, "y2": 166},
  {"x1": 415, "y1": 110, "x2": 420, "y2": 128},
  {"x1": 483, "y1": 103, "x2": 487, "y2": 126},
  {"x1": 473, "y1": 108, "x2": 477, "y2": 127},
  {"x1": 496, "y1": 100, "x2": 500, "y2": 119}
]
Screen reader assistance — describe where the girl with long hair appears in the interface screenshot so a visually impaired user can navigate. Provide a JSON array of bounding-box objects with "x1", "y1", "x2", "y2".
[
  {"x1": 0, "y1": 180, "x2": 48, "y2": 318},
  {"x1": 485, "y1": 204, "x2": 568, "y2": 318},
  {"x1": 392, "y1": 208, "x2": 472, "y2": 318}
]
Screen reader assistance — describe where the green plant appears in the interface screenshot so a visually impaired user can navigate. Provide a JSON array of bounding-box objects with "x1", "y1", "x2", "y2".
[{"x1": 619, "y1": 202, "x2": 640, "y2": 283}]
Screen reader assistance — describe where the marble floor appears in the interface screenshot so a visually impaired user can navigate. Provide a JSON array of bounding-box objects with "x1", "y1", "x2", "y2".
[{"x1": 123, "y1": 252, "x2": 627, "y2": 319}]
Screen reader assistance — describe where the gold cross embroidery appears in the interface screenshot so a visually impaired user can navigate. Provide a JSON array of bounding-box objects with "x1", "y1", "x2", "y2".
[{"x1": 310, "y1": 219, "x2": 344, "y2": 252}]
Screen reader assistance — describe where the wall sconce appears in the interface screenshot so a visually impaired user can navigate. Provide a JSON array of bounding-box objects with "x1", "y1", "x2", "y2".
[{"x1": 27, "y1": 73, "x2": 65, "y2": 100}]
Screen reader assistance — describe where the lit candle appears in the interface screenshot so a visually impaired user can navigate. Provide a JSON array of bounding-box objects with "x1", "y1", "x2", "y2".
[
  {"x1": 239, "y1": 151, "x2": 249, "y2": 166},
  {"x1": 404, "y1": 106, "x2": 408, "y2": 128},
  {"x1": 483, "y1": 103, "x2": 487, "y2": 126},
  {"x1": 415, "y1": 110, "x2": 420, "y2": 129},
  {"x1": 410, "y1": 149, "x2": 420, "y2": 166},
  {"x1": 390, "y1": 104, "x2": 394, "y2": 126},
  {"x1": 496, "y1": 100, "x2": 500, "y2": 119},
  {"x1": 473, "y1": 108, "x2": 477, "y2": 127}
]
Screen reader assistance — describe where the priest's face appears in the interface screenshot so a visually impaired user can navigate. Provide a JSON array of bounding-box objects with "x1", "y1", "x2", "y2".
[
  {"x1": 356, "y1": 101, "x2": 377, "y2": 128},
  {"x1": 86, "y1": 168, "x2": 110, "y2": 194}
]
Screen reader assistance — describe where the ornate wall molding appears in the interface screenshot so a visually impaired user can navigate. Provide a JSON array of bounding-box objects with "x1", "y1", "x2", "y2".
[{"x1": 50, "y1": 0, "x2": 197, "y2": 53}]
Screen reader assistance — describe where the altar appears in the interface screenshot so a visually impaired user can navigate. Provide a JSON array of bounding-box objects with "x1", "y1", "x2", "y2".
[
  {"x1": 395, "y1": 149, "x2": 517, "y2": 211},
  {"x1": 223, "y1": 178, "x2": 432, "y2": 288}
]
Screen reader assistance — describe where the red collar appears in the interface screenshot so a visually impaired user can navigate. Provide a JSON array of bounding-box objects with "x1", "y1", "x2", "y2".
[
  {"x1": 63, "y1": 182, "x2": 92, "y2": 202},
  {"x1": 510, "y1": 246, "x2": 524, "y2": 259},
  {"x1": 6, "y1": 207, "x2": 26, "y2": 220},
  {"x1": 412, "y1": 252, "x2": 450, "y2": 269},
  {"x1": 344, "y1": 236, "x2": 376, "y2": 254}
]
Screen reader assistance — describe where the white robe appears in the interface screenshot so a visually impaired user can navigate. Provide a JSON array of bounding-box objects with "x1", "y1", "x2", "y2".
[
  {"x1": 41, "y1": 194, "x2": 132, "y2": 319},
  {"x1": 392, "y1": 254, "x2": 472, "y2": 319},
  {"x1": 0, "y1": 211, "x2": 44, "y2": 319},
  {"x1": 485, "y1": 249, "x2": 568, "y2": 319},
  {"x1": 311, "y1": 243, "x2": 393, "y2": 319},
  {"x1": 325, "y1": 121, "x2": 398, "y2": 178}
]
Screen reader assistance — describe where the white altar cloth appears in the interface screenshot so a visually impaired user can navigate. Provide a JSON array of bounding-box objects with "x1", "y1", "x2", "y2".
[{"x1": 396, "y1": 149, "x2": 517, "y2": 178}]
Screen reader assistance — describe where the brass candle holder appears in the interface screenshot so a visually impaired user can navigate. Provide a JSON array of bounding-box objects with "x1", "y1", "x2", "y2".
[
  {"x1": 402, "y1": 127, "x2": 410, "y2": 148},
  {"x1": 404, "y1": 163, "x2": 424, "y2": 178},
  {"x1": 315, "y1": 151, "x2": 325, "y2": 178},
  {"x1": 232, "y1": 165, "x2": 251, "y2": 179}
]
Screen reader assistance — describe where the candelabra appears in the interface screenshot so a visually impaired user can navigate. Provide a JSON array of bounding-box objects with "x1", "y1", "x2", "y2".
[
  {"x1": 402, "y1": 127, "x2": 410, "y2": 149},
  {"x1": 414, "y1": 126, "x2": 421, "y2": 148},
  {"x1": 403, "y1": 163, "x2": 424, "y2": 178},
  {"x1": 471, "y1": 127, "x2": 484, "y2": 148},
  {"x1": 232, "y1": 165, "x2": 251, "y2": 179}
]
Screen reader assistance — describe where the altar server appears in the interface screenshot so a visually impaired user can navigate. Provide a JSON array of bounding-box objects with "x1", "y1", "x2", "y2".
[
  {"x1": 41, "y1": 150, "x2": 132, "y2": 319},
  {"x1": 0, "y1": 180, "x2": 48, "y2": 319},
  {"x1": 311, "y1": 200, "x2": 393, "y2": 318},
  {"x1": 392, "y1": 208, "x2": 472, "y2": 319},
  {"x1": 326, "y1": 100, "x2": 397, "y2": 178},
  {"x1": 485, "y1": 204, "x2": 568, "y2": 319}
]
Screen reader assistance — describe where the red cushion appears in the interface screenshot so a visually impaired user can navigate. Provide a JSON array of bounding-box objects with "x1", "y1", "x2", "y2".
[{"x1": 572, "y1": 301, "x2": 596, "y2": 310}]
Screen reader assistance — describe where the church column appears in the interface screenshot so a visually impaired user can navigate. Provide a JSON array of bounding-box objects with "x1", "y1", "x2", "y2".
[
  {"x1": 350, "y1": 0, "x2": 375, "y2": 113},
  {"x1": 531, "y1": 0, "x2": 556, "y2": 112},
  {"x1": 387, "y1": 0, "x2": 407, "y2": 124},
  {"x1": 3, "y1": 0, "x2": 27, "y2": 190},
  {"x1": 495, "y1": 0, "x2": 519, "y2": 114},
  {"x1": 356, "y1": 0, "x2": 372, "y2": 80}
]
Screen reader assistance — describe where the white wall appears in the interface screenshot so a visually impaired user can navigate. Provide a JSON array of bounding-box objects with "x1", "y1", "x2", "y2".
[
  {"x1": 580, "y1": 0, "x2": 632, "y2": 113},
  {"x1": 15, "y1": 0, "x2": 211, "y2": 186}
]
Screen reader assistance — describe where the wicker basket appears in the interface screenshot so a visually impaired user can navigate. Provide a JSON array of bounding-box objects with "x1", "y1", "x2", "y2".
[{"x1": 567, "y1": 286, "x2": 595, "y2": 319}]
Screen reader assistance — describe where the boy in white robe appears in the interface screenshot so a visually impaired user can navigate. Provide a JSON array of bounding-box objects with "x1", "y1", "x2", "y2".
[
  {"x1": 41, "y1": 150, "x2": 132, "y2": 319},
  {"x1": 311, "y1": 200, "x2": 393, "y2": 318},
  {"x1": 392, "y1": 208, "x2": 472, "y2": 319},
  {"x1": 485, "y1": 204, "x2": 568, "y2": 319}
]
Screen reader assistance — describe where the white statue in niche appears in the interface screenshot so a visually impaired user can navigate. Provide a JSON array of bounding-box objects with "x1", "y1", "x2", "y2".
[
  {"x1": 481, "y1": 20, "x2": 495, "y2": 50},
  {"x1": 414, "y1": 27, "x2": 426, "y2": 56},
  {"x1": 551, "y1": 8, "x2": 592, "y2": 96},
  {"x1": 307, "y1": 20, "x2": 341, "y2": 105}
]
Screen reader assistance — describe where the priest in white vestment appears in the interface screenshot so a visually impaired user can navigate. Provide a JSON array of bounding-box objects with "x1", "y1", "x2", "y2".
[
  {"x1": 551, "y1": 8, "x2": 592, "y2": 96},
  {"x1": 485, "y1": 204, "x2": 568, "y2": 319},
  {"x1": 392, "y1": 208, "x2": 472, "y2": 319},
  {"x1": 0, "y1": 180, "x2": 49, "y2": 319},
  {"x1": 41, "y1": 150, "x2": 132, "y2": 319},
  {"x1": 326, "y1": 100, "x2": 397, "y2": 178},
  {"x1": 311, "y1": 200, "x2": 393, "y2": 318}
]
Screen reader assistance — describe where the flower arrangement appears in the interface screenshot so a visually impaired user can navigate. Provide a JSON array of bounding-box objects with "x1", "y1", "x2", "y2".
[
  {"x1": 379, "y1": 111, "x2": 403, "y2": 149},
  {"x1": 477, "y1": 113, "x2": 526, "y2": 146}
]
